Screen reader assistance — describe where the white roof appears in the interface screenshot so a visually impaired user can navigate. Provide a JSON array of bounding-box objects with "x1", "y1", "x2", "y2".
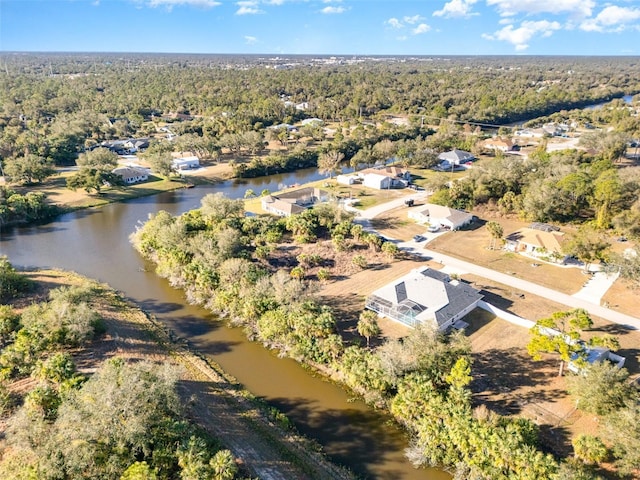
[{"x1": 372, "y1": 269, "x2": 449, "y2": 322}]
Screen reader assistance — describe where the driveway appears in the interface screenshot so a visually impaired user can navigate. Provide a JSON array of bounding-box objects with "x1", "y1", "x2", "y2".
[{"x1": 357, "y1": 199, "x2": 640, "y2": 330}]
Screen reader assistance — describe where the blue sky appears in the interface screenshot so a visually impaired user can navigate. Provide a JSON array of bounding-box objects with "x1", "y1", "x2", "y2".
[{"x1": 2, "y1": 0, "x2": 640, "y2": 55}]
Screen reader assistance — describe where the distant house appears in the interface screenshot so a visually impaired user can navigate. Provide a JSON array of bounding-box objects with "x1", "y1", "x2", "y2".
[
  {"x1": 124, "y1": 138, "x2": 150, "y2": 153},
  {"x1": 408, "y1": 203, "x2": 473, "y2": 231},
  {"x1": 481, "y1": 137, "x2": 516, "y2": 152},
  {"x1": 514, "y1": 128, "x2": 545, "y2": 139},
  {"x1": 437, "y1": 149, "x2": 475, "y2": 167},
  {"x1": 162, "y1": 112, "x2": 193, "y2": 122},
  {"x1": 112, "y1": 166, "x2": 149, "y2": 184},
  {"x1": 504, "y1": 224, "x2": 566, "y2": 261},
  {"x1": 171, "y1": 156, "x2": 200, "y2": 171},
  {"x1": 261, "y1": 187, "x2": 330, "y2": 217},
  {"x1": 358, "y1": 167, "x2": 411, "y2": 190},
  {"x1": 267, "y1": 123, "x2": 297, "y2": 132},
  {"x1": 365, "y1": 267, "x2": 483, "y2": 330},
  {"x1": 301, "y1": 117, "x2": 323, "y2": 126}
]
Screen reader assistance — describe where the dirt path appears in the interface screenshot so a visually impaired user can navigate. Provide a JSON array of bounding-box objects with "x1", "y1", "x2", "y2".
[{"x1": 21, "y1": 271, "x2": 354, "y2": 480}]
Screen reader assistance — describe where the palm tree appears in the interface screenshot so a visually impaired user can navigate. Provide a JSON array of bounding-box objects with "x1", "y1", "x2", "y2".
[
  {"x1": 357, "y1": 310, "x2": 381, "y2": 347},
  {"x1": 486, "y1": 221, "x2": 503, "y2": 250},
  {"x1": 318, "y1": 150, "x2": 345, "y2": 180}
]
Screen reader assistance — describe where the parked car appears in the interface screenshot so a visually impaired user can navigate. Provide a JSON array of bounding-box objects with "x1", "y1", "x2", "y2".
[
  {"x1": 427, "y1": 225, "x2": 440, "y2": 233},
  {"x1": 413, "y1": 235, "x2": 426, "y2": 242}
]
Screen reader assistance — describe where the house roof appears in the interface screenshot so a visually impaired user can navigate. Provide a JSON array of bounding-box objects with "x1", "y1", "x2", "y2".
[
  {"x1": 437, "y1": 149, "x2": 475, "y2": 163},
  {"x1": 482, "y1": 137, "x2": 514, "y2": 148},
  {"x1": 112, "y1": 166, "x2": 148, "y2": 180},
  {"x1": 369, "y1": 267, "x2": 482, "y2": 328},
  {"x1": 360, "y1": 166, "x2": 409, "y2": 178},
  {"x1": 413, "y1": 203, "x2": 473, "y2": 226},
  {"x1": 505, "y1": 227, "x2": 565, "y2": 252},
  {"x1": 262, "y1": 196, "x2": 306, "y2": 215}
]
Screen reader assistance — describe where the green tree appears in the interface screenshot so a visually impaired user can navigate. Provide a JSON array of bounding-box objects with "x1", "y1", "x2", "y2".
[
  {"x1": 66, "y1": 167, "x2": 123, "y2": 194},
  {"x1": 527, "y1": 309, "x2": 593, "y2": 376},
  {"x1": 318, "y1": 150, "x2": 344, "y2": 180},
  {"x1": 357, "y1": 310, "x2": 380, "y2": 347},
  {"x1": 567, "y1": 362, "x2": 636, "y2": 415},
  {"x1": 591, "y1": 169, "x2": 623, "y2": 229},
  {"x1": 0, "y1": 256, "x2": 32, "y2": 302},
  {"x1": 209, "y1": 449, "x2": 237, "y2": 480},
  {"x1": 120, "y1": 461, "x2": 158, "y2": 480},
  {"x1": 572, "y1": 435, "x2": 608, "y2": 465},
  {"x1": 604, "y1": 401, "x2": 640, "y2": 475},
  {"x1": 76, "y1": 148, "x2": 119, "y2": 170},
  {"x1": 145, "y1": 152, "x2": 173, "y2": 177},
  {"x1": 3, "y1": 154, "x2": 55, "y2": 184},
  {"x1": 352, "y1": 254, "x2": 367, "y2": 269},
  {"x1": 381, "y1": 241, "x2": 399, "y2": 260},
  {"x1": 563, "y1": 228, "x2": 609, "y2": 272},
  {"x1": 486, "y1": 221, "x2": 504, "y2": 250}
]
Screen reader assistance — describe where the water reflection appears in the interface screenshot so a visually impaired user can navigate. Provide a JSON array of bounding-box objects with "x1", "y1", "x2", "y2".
[{"x1": 0, "y1": 167, "x2": 448, "y2": 479}]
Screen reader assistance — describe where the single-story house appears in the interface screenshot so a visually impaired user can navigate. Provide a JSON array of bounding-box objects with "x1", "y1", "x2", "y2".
[
  {"x1": 112, "y1": 166, "x2": 149, "y2": 184},
  {"x1": 514, "y1": 128, "x2": 545, "y2": 139},
  {"x1": 172, "y1": 156, "x2": 200, "y2": 171},
  {"x1": 336, "y1": 174, "x2": 361, "y2": 186},
  {"x1": 504, "y1": 225, "x2": 566, "y2": 261},
  {"x1": 408, "y1": 203, "x2": 473, "y2": 231},
  {"x1": 481, "y1": 137, "x2": 516, "y2": 152},
  {"x1": 261, "y1": 187, "x2": 330, "y2": 217},
  {"x1": 301, "y1": 118, "x2": 323, "y2": 126},
  {"x1": 267, "y1": 123, "x2": 297, "y2": 132},
  {"x1": 437, "y1": 149, "x2": 475, "y2": 166},
  {"x1": 568, "y1": 347, "x2": 626, "y2": 374},
  {"x1": 124, "y1": 138, "x2": 150, "y2": 153},
  {"x1": 365, "y1": 267, "x2": 483, "y2": 330}
]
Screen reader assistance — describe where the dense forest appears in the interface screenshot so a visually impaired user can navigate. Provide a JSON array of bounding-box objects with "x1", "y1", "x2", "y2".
[{"x1": 1, "y1": 54, "x2": 639, "y2": 167}]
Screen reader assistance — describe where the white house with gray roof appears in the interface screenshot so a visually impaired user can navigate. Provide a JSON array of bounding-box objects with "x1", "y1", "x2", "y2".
[
  {"x1": 365, "y1": 267, "x2": 483, "y2": 330},
  {"x1": 437, "y1": 149, "x2": 475, "y2": 168},
  {"x1": 408, "y1": 203, "x2": 473, "y2": 231}
]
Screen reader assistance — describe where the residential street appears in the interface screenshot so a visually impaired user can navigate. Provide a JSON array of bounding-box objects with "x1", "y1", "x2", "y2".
[{"x1": 357, "y1": 195, "x2": 640, "y2": 330}]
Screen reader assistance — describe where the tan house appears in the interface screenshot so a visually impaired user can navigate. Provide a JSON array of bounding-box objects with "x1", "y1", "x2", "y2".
[
  {"x1": 504, "y1": 226, "x2": 566, "y2": 262},
  {"x1": 112, "y1": 166, "x2": 149, "y2": 184},
  {"x1": 481, "y1": 137, "x2": 515, "y2": 152},
  {"x1": 261, "y1": 187, "x2": 329, "y2": 217}
]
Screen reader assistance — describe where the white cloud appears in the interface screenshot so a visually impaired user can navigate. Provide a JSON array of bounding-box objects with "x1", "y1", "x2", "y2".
[
  {"x1": 412, "y1": 23, "x2": 431, "y2": 35},
  {"x1": 433, "y1": 0, "x2": 478, "y2": 19},
  {"x1": 483, "y1": 20, "x2": 561, "y2": 50},
  {"x1": 403, "y1": 14, "x2": 424, "y2": 24},
  {"x1": 486, "y1": 0, "x2": 594, "y2": 18},
  {"x1": 580, "y1": 5, "x2": 640, "y2": 32},
  {"x1": 386, "y1": 17, "x2": 404, "y2": 29},
  {"x1": 321, "y1": 5, "x2": 346, "y2": 14},
  {"x1": 385, "y1": 15, "x2": 429, "y2": 34},
  {"x1": 145, "y1": 0, "x2": 221, "y2": 8},
  {"x1": 236, "y1": 0, "x2": 263, "y2": 14},
  {"x1": 397, "y1": 35, "x2": 408, "y2": 41},
  {"x1": 244, "y1": 35, "x2": 258, "y2": 44}
]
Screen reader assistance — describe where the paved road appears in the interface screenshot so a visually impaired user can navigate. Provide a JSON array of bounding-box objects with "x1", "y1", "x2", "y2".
[
  {"x1": 356, "y1": 195, "x2": 640, "y2": 329},
  {"x1": 419, "y1": 246, "x2": 640, "y2": 329}
]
